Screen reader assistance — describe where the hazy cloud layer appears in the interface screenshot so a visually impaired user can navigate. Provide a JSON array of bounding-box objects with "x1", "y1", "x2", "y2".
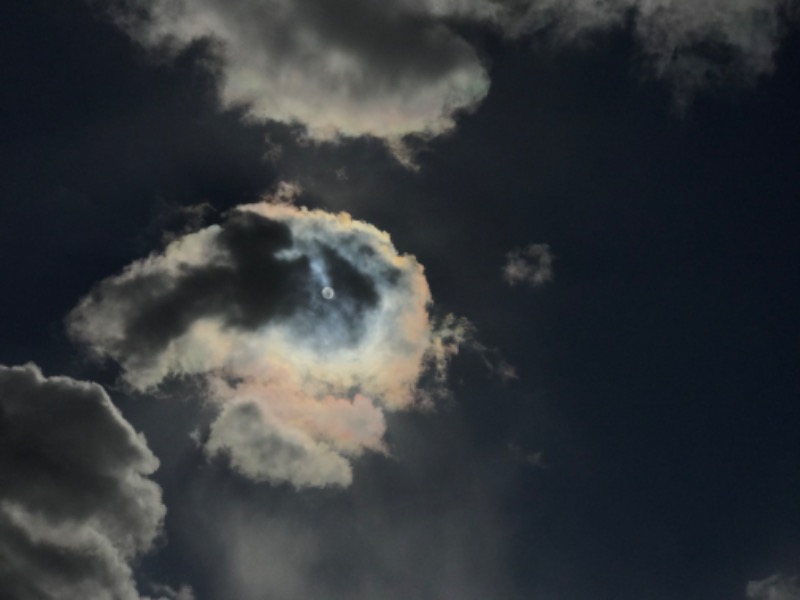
[
  {"x1": 0, "y1": 364, "x2": 166, "y2": 600},
  {"x1": 748, "y1": 573, "x2": 800, "y2": 600},
  {"x1": 69, "y1": 188, "x2": 466, "y2": 488},
  {"x1": 102, "y1": 0, "x2": 797, "y2": 156},
  {"x1": 518, "y1": 0, "x2": 795, "y2": 100},
  {"x1": 432, "y1": 0, "x2": 796, "y2": 99},
  {"x1": 503, "y1": 242, "x2": 554, "y2": 287}
]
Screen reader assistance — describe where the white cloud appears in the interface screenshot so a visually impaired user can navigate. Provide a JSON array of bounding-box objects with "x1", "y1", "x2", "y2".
[
  {"x1": 107, "y1": 0, "x2": 490, "y2": 149},
  {"x1": 0, "y1": 363, "x2": 170, "y2": 600},
  {"x1": 69, "y1": 187, "x2": 468, "y2": 488},
  {"x1": 503, "y1": 243, "x2": 554, "y2": 287},
  {"x1": 747, "y1": 573, "x2": 800, "y2": 600}
]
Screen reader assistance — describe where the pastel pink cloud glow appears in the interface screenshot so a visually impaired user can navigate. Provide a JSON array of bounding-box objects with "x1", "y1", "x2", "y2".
[{"x1": 69, "y1": 188, "x2": 467, "y2": 487}]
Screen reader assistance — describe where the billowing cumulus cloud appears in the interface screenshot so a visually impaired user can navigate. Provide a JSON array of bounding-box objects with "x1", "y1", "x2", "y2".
[
  {"x1": 106, "y1": 0, "x2": 490, "y2": 148},
  {"x1": 101, "y1": 0, "x2": 797, "y2": 157},
  {"x1": 0, "y1": 363, "x2": 169, "y2": 600},
  {"x1": 747, "y1": 573, "x2": 800, "y2": 600},
  {"x1": 503, "y1": 242, "x2": 554, "y2": 287},
  {"x1": 69, "y1": 187, "x2": 466, "y2": 488}
]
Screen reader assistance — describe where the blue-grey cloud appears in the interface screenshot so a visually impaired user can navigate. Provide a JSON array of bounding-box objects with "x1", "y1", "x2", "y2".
[{"x1": 0, "y1": 363, "x2": 171, "y2": 600}]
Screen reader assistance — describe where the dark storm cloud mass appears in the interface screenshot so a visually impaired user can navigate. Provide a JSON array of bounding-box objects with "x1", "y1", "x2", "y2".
[
  {"x1": 0, "y1": 363, "x2": 170, "y2": 600},
  {"x1": 69, "y1": 189, "x2": 469, "y2": 488}
]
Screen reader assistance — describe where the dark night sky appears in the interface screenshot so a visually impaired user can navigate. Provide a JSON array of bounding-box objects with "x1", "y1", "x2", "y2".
[{"x1": 1, "y1": 1, "x2": 799, "y2": 600}]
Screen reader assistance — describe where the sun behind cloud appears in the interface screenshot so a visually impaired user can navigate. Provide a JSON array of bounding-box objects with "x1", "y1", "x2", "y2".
[{"x1": 68, "y1": 187, "x2": 469, "y2": 488}]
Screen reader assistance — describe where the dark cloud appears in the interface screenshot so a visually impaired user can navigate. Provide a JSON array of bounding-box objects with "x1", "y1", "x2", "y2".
[
  {"x1": 0, "y1": 363, "x2": 168, "y2": 600},
  {"x1": 98, "y1": 0, "x2": 799, "y2": 166},
  {"x1": 121, "y1": 212, "x2": 301, "y2": 356},
  {"x1": 143, "y1": 399, "x2": 524, "y2": 600}
]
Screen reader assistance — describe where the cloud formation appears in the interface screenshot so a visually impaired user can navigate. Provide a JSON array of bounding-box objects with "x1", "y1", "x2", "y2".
[
  {"x1": 107, "y1": 0, "x2": 490, "y2": 147},
  {"x1": 69, "y1": 187, "x2": 466, "y2": 488},
  {"x1": 748, "y1": 573, "x2": 800, "y2": 600},
  {"x1": 102, "y1": 0, "x2": 796, "y2": 157},
  {"x1": 503, "y1": 242, "x2": 554, "y2": 287},
  {"x1": 516, "y1": 0, "x2": 794, "y2": 101},
  {"x1": 0, "y1": 363, "x2": 167, "y2": 600}
]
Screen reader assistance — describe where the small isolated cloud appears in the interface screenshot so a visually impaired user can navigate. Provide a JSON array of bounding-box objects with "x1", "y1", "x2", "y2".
[
  {"x1": 69, "y1": 186, "x2": 468, "y2": 489},
  {"x1": 507, "y1": 443, "x2": 548, "y2": 469},
  {"x1": 747, "y1": 573, "x2": 800, "y2": 600},
  {"x1": 0, "y1": 363, "x2": 169, "y2": 600},
  {"x1": 503, "y1": 243, "x2": 554, "y2": 288}
]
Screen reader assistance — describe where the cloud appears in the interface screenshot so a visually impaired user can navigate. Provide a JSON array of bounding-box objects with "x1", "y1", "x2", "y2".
[
  {"x1": 69, "y1": 186, "x2": 467, "y2": 488},
  {"x1": 503, "y1": 242, "x2": 554, "y2": 287},
  {"x1": 105, "y1": 0, "x2": 490, "y2": 149},
  {"x1": 507, "y1": 443, "x2": 548, "y2": 468},
  {"x1": 538, "y1": 0, "x2": 794, "y2": 102},
  {"x1": 747, "y1": 573, "x2": 800, "y2": 600},
  {"x1": 434, "y1": 0, "x2": 796, "y2": 102},
  {"x1": 208, "y1": 487, "x2": 515, "y2": 600},
  {"x1": 150, "y1": 584, "x2": 197, "y2": 600},
  {"x1": 100, "y1": 0, "x2": 797, "y2": 157},
  {"x1": 0, "y1": 363, "x2": 169, "y2": 600}
]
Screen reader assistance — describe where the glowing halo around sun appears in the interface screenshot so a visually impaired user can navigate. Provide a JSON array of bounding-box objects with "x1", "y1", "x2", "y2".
[{"x1": 67, "y1": 197, "x2": 471, "y2": 488}]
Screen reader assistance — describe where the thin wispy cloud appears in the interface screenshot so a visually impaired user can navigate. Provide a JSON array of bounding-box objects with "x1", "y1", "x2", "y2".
[
  {"x1": 748, "y1": 573, "x2": 800, "y2": 600},
  {"x1": 105, "y1": 0, "x2": 490, "y2": 154},
  {"x1": 540, "y1": 0, "x2": 793, "y2": 103},
  {"x1": 69, "y1": 185, "x2": 469, "y2": 488},
  {"x1": 503, "y1": 242, "x2": 554, "y2": 288}
]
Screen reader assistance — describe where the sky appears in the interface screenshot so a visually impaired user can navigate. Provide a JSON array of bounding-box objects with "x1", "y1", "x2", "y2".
[{"x1": 1, "y1": 1, "x2": 799, "y2": 599}]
